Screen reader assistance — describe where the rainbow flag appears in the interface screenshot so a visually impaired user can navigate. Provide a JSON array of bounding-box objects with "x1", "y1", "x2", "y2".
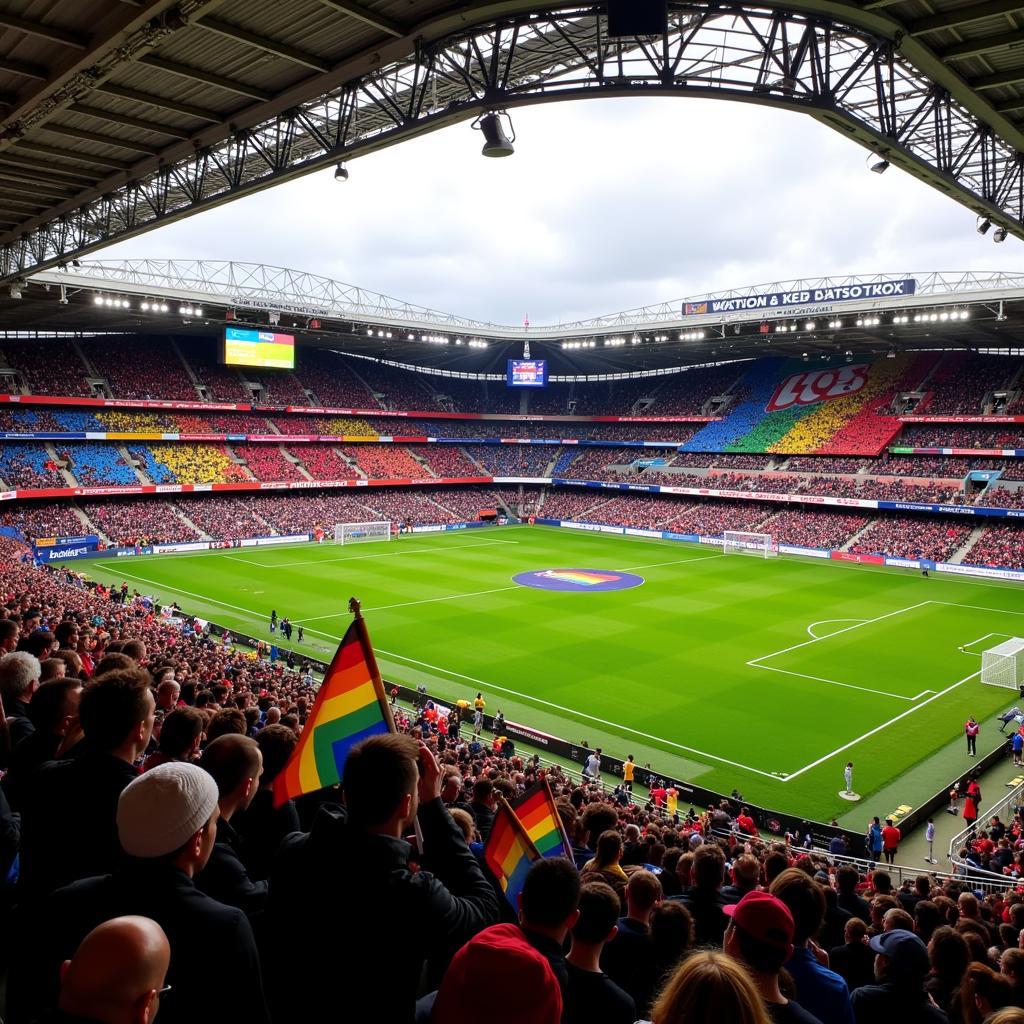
[
  {"x1": 513, "y1": 779, "x2": 571, "y2": 860},
  {"x1": 538, "y1": 569, "x2": 619, "y2": 586},
  {"x1": 273, "y1": 614, "x2": 393, "y2": 807},
  {"x1": 484, "y1": 797, "x2": 541, "y2": 909}
]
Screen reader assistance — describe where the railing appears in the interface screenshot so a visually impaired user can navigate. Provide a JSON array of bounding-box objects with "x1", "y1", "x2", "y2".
[{"x1": 946, "y1": 779, "x2": 1024, "y2": 880}]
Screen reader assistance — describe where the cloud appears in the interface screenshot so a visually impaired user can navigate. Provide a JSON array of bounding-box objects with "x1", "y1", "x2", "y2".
[{"x1": 99, "y1": 95, "x2": 1024, "y2": 325}]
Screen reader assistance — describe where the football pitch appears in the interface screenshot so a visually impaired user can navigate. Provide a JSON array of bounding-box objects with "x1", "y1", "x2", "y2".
[{"x1": 83, "y1": 525, "x2": 1024, "y2": 821}]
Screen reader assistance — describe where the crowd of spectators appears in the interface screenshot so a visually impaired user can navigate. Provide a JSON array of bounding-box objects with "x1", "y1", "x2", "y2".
[
  {"x1": 290, "y1": 350, "x2": 382, "y2": 408},
  {"x1": 232, "y1": 445, "x2": 305, "y2": 483},
  {"x1": 850, "y1": 518, "x2": 974, "y2": 562},
  {"x1": 87, "y1": 340, "x2": 198, "y2": 402},
  {"x1": 291, "y1": 446, "x2": 358, "y2": 481},
  {"x1": 0, "y1": 340, "x2": 93, "y2": 397},
  {"x1": 897, "y1": 426, "x2": 1024, "y2": 450},
  {"x1": 0, "y1": 446, "x2": 65, "y2": 489},
  {"x1": 784, "y1": 457, "x2": 867, "y2": 474},
  {"x1": 466, "y1": 444, "x2": 557, "y2": 476},
  {"x1": 139, "y1": 444, "x2": 250, "y2": 485},
  {"x1": 80, "y1": 500, "x2": 200, "y2": 546},
  {"x1": 342, "y1": 444, "x2": 428, "y2": 479},
  {"x1": 61, "y1": 444, "x2": 137, "y2": 486},
  {"x1": 961, "y1": 523, "x2": 1024, "y2": 569},
  {"x1": 417, "y1": 446, "x2": 487, "y2": 478},
  {"x1": 765, "y1": 509, "x2": 872, "y2": 551},
  {"x1": 978, "y1": 488, "x2": 1024, "y2": 510},
  {"x1": 926, "y1": 352, "x2": 1017, "y2": 415}
]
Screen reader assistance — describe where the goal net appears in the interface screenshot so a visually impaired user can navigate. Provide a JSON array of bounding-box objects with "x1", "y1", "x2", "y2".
[
  {"x1": 981, "y1": 638, "x2": 1024, "y2": 689},
  {"x1": 334, "y1": 521, "x2": 391, "y2": 545},
  {"x1": 722, "y1": 530, "x2": 776, "y2": 558}
]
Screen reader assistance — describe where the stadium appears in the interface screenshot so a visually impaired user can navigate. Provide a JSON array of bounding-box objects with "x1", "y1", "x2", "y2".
[{"x1": 1, "y1": 2, "x2": 1024, "y2": 1024}]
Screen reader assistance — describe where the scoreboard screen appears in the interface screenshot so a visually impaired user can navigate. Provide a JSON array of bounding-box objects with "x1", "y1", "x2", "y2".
[
  {"x1": 506, "y1": 359, "x2": 548, "y2": 388},
  {"x1": 222, "y1": 327, "x2": 295, "y2": 369}
]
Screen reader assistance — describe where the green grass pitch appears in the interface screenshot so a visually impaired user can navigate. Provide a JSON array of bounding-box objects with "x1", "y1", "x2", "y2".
[{"x1": 82, "y1": 525, "x2": 1024, "y2": 821}]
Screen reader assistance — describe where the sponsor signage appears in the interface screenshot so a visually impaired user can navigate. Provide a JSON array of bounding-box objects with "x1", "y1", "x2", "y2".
[{"x1": 683, "y1": 279, "x2": 916, "y2": 317}]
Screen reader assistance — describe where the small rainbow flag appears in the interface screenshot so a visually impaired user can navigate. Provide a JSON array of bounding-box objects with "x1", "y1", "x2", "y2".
[
  {"x1": 513, "y1": 779, "x2": 571, "y2": 860},
  {"x1": 484, "y1": 797, "x2": 541, "y2": 909},
  {"x1": 273, "y1": 606, "x2": 394, "y2": 807}
]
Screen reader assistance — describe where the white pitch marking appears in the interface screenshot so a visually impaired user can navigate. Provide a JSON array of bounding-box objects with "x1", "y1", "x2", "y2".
[
  {"x1": 782, "y1": 670, "x2": 981, "y2": 782},
  {"x1": 931, "y1": 600, "x2": 1024, "y2": 618},
  {"x1": 749, "y1": 662, "x2": 921, "y2": 701},
  {"x1": 806, "y1": 618, "x2": 866, "y2": 639},
  {"x1": 304, "y1": 584, "x2": 524, "y2": 620}
]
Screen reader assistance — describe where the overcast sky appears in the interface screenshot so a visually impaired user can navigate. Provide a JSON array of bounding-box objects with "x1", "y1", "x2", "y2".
[{"x1": 99, "y1": 96, "x2": 1024, "y2": 327}]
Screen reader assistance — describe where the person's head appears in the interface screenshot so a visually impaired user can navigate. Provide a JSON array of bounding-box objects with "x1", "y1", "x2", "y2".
[
  {"x1": 155, "y1": 678, "x2": 180, "y2": 711},
  {"x1": 724, "y1": 890, "x2": 795, "y2": 976},
  {"x1": 769, "y1": 868, "x2": 825, "y2": 946},
  {"x1": 958, "y1": 892, "x2": 981, "y2": 919},
  {"x1": 155, "y1": 707, "x2": 204, "y2": 761},
  {"x1": 28, "y1": 677, "x2": 82, "y2": 737},
  {"x1": 21, "y1": 630, "x2": 56, "y2": 660},
  {"x1": 915, "y1": 874, "x2": 932, "y2": 898},
  {"x1": 519, "y1": 857, "x2": 581, "y2": 941},
  {"x1": 594, "y1": 829, "x2": 623, "y2": 869},
  {"x1": 570, "y1": 881, "x2": 621, "y2": 951},
  {"x1": 254, "y1": 723, "x2": 298, "y2": 790},
  {"x1": 264, "y1": 706, "x2": 281, "y2": 726},
  {"x1": 116, "y1": 762, "x2": 220, "y2": 876},
  {"x1": 0, "y1": 650, "x2": 41, "y2": 705},
  {"x1": 984, "y1": 1009, "x2": 1024, "y2": 1024},
  {"x1": 625, "y1": 869, "x2": 663, "y2": 922},
  {"x1": 581, "y1": 803, "x2": 618, "y2": 846},
  {"x1": 845, "y1": 917, "x2": 868, "y2": 944},
  {"x1": 883, "y1": 907, "x2": 915, "y2": 933},
  {"x1": 58, "y1": 916, "x2": 170, "y2": 1024},
  {"x1": 730, "y1": 854, "x2": 760, "y2": 893},
  {"x1": 870, "y1": 928, "x2": 930, "y2": 986},
  {"x1": 342, "y1": 733, "x2": 420, "y2": 830},
  {"x1": 835, "y1": 864, "x2": 859, "y2": 894},
  {"x1": 448, "y1": 807, "x2": 475, "y2": 844},
  {"x1": 79, "y1": 668, "x2": 155, "y2": 759},
  {"x1": 1001, "y1": 947, "x2": 1024, "y2": 986},
  {"x1": 431, "y1": 924, "x2": 562, "y2": 1024},
  {"x1": 121, "y1": 639, "x2": 147, "y2": 665},
  {"x1": 205, "y1": 708, "x2": 246, "y2": 742},
  {"x1": 961, "y1": 962, "x2": 1015, "y2": 1020},
  {"x1": 691, "y1": 842, "x2": 725, "y2": 891},
  {"x1": 0, "y1": 617, "x2": 19, "y2": 653},
  {"x1": 651, "y1": 949, "x2": 771, "y2": 1024},
  {"x1": 94, "y1": 652, "x2": 133, "y2": 676},
  {"x1": 199, "y1": 734, "x2": 262, "y2": 815},
  {"x1": 870, "y1": 869, "x2": 892, "y2": 895},
  {"x1": 763, "y1": 850, "x2": 789, "y2": 886},
  {"x1": 649, "y1": 900, "x2": 694, "y2": 964},
  {"x1": 473, "y1": 778, "x2": 495, "y2": 806}
]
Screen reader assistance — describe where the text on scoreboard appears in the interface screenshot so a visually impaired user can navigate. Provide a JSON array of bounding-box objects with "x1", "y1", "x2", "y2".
[{"x1": 506, "y1": 359, "x2": 548, "y2": 388}]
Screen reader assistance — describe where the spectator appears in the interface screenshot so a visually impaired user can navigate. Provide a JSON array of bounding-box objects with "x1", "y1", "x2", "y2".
[
  {"x1": 724, "y1": 890, "x2": 824, "y2": 1023},
  {"x1": 925, "y1": 926, "x2": 969, "y2": 1014},
  {"x1": 53, "y1": 916, "x2": 171, "y2": 1024},
  {"x1": 518, "y1": 856, "x2": 582, "y2": 999},
  {"x1": 770, "y1": 868, "x2": 855, "y2": 1024},
  {"x1": 630, "y1": 900, "x2": 695, "y2": 1017},
  {"x1": 0, "y1": 650, "x2": 41, "y2": 756},
  {"x1": 15, "y1": 762, "x2": 268, "y2": 1024},
  {"x1": 651, "y1": 949, "x2": 772, "y2": 1024},
  {"x1": 676, "y1": 841, "x2": 730, "y2": 945},
  {"x1": 830, "y1": 918, "x2": 875, "y2": 993},
  {"x1": 469, "y1": 777, "x2": 497, "y2": 841},
  {"x1": 580, "y1": 829, "x2": 629, "y2": 908},
  {"x1": 142, "y1": 707, "x2": 204, "y2": 772},
  {"x1": 601, "y1": 868, "x2": 662, "y2": 995},
  {"x1": 19, "y1": 667, "x2": 155, "y2": 899},
  {"x1": 195, "y1": 734, "x2": 267, "y2": 916},
  {"x1": 564, "y1": 880, "x2": 636, "y2": 1024},
  {"x1": 852, "y1": 929, "x2": 948, "y2": 1023},
  {"x1": 267, "y1": 735, "x2": 500, "y2": 1024}
]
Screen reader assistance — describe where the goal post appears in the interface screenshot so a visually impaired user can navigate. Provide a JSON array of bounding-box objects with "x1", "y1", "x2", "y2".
[
  {"x1": 334, "y1": 521, "x2": 392, "y2": 545},
  {"x1": 981, "y1": 638, "x2": 1024, "y2": 689},
  {"x1": 722, "y1": 530, "x2": 776, "y2": 558}
]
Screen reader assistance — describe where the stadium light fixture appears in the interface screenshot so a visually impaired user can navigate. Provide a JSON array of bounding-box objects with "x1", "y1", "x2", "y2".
[
  {"x1": 994, "y1": 226, "x2": 1008, "y2": 243},
  {"x1": 867, "y1": 153, "x2": 889, "y2": 174},
  {"x1": 93, "y1": 295, "x2": 103, "y2": 305},
  {"x1": 804, "y1": 322, "x2": 816, "y2": 330},
  {"x1": 334, "y1": 162, "x2": 349, "y2": 181},
  {"x1": 8, "y1": 283, "x2": 21, "y2": 299},
  {"x1": 474, "y1": 111, "x2": 515, "y2": 157},
  {"x1": 977, "y1": 217, "x2": 992, "y2": 235}
]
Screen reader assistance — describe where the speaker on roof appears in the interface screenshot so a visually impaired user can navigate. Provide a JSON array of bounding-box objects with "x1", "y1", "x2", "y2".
[{"x1": 607, "y1": 0, "x2": 668, "y2": 37}]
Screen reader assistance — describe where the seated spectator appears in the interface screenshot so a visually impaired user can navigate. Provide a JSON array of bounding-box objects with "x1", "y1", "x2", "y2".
[
  {"x1": 267, "y1": 735, "x2": 500, "y2": 1024},
  {"x1": 770, "y1": 868, "x2": 854, "y2": 1024},
  {"x1": 564, "y1": 881, "x2": 636, "y2": 1024},
  {"x1": 601, "y1": 868, "x2": 662, "y2": 995},
  {"x1": 651, "y1": 949, "x2": 772, "y2": 1024},
  {"x1": 195, "y1": 734, "x2": 266, "y2": 916},
  {"x1": 15, "y1": 762, "x2": 268, "y2": 1024},
  {"x1": 430, "y1": 923, "x2": 563, "y2": 1024},
  {"x1": 580, "y1": 829, "x2": 629, "y2": 909},
  {"x1": 19, "y1": 667, "x2": 155, "y2": 899},
  {"x1": 53, "y1": 916, "x2": 170, "y2": 1024},
  {"x1": 852, "y1": 929, "x2": 947, "y2": 1024},
  {"x1": 829, "y1": 918, "x2": 875, "y2": 993},
  {"x1": 675, "y1": 841, "x2": 730, "y2": 946},
  {"x1": 724, "y1": 890, "x2": 823, "y2": 1023}
]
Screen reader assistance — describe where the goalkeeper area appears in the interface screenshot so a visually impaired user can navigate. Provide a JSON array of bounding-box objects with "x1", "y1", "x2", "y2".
[{"x1": 82, "y1": 525, "x2": 1024, "y2": 821}]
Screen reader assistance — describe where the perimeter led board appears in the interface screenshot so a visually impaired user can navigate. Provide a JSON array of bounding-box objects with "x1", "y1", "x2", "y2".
[{"x1": 222, "y1": 327, "x2": 295, "y2": 369}]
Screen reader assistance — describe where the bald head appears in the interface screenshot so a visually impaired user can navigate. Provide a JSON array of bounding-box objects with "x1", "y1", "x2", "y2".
[{"x1": 60, "y1": 916, "x2": 170, "y2": 1024}]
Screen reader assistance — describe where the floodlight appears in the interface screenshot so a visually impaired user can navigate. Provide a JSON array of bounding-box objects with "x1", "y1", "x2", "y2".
[
  {"x1": 977, "y1": 217, "x2": 992, "y2": 235},
  {"x1": 994, "y1": 226, "x2": 1008, "y2": 243},
  {"x1": 475, "y1": 112, "x2": 515, "y2": 157},
  {"x1": 334, "y1": 162, "x2": 349, "y2": 181}
]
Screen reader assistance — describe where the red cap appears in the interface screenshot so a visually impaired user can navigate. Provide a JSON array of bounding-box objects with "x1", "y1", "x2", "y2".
[
  {"x1": 724, "y1": 891, "x2": 795, "y2": 953},
  {"x1": 432, "y1": 924, "x2": 562, "y2": 1024}
]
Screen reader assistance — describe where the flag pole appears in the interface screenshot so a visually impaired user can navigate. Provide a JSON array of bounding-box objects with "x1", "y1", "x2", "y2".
[{"x1": 348, "y1": 596, "x2": 396, "y2": 734}]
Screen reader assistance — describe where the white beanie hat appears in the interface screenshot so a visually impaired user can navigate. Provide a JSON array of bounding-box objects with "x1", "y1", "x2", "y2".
[{"x1": 117, "y1": 762, "x2": 219, "y2": 858}]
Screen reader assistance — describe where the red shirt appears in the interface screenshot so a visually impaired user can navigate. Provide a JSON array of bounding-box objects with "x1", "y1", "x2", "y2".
[
  {"x1": 651, "y1": 788, "x2": 666, "y2": 806},
  {"x1": 882, "y1": 825, "x2": 901, "y2": 849},
  {"x1": 736, "y1": 814, "x2": 758, "y2": 836}
]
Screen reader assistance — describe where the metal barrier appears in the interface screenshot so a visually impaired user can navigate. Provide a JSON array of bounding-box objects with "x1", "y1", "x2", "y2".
[{"x1": 945, "y1": 779, "x2": 1024, "y2": 881}]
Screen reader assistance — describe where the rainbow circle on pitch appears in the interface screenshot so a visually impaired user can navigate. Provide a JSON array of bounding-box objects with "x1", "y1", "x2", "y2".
[{"x1": 512, "y1": 568, "x2": 645, "y2": 592}]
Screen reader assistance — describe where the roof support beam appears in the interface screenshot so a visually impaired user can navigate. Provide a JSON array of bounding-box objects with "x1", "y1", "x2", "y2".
[
  {"x1": 0, "y1": 12, "x2": 88, "y2": 48},
  {"x1": 94, "y1": 83, "x2": 222, "y2": 123},
  {"x1": 68, "y1": 104, "x2": 193, "y2": 140},
  {"x1": 9, "y1": 140, "x2": 132, "y2": 171},
  {"x1": 973, "y1": 68, "x2": 1024, "y2": 91},
  {"x1": 0, "y1": 56, "x2": 49, "y2": 81},
  {"x1": 939, "y1": 30, "x2": 1024, "y2": 61},
  {"x1": 318, "y1": 0, "x2": 405, "y2": 38},
  {"x1": 135, "y1": 55, "x2": 274, "y2": 101},
  {"x1": 0, "y1": 196, "x2": 46, "y2": 212},
  {"x1": 909, "y1": 0, "x2": 1024, "y2": 35},
  {"x1": 995, "y1": 96, "x2": 1024, "y2": 114},
  {"x1": 0, "y1": 156, "x2": 98, "y2": 184},
  {"x1": 0, "y1": 178, "x2": 74, "y2": 201},
  {"x1": 195, "y1": 16, "x2": 332, "y2": 73},
  {"x1": 40, "y1": 122, "x2": 162, "y2": 156}
]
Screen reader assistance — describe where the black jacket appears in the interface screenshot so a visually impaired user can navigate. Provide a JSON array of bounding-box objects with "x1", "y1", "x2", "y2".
[
  {"x1": 674, "y1": 886, "x2": 729, "y2": 945},
  {"x1": 851, "y1": 982, "x2": 948, "y2": 1024},
  {"x1": 195, "y1": 815, "x2": 268, "y2": 917},
  {"x1": 2, "y1": 728, "x2": 61, "y2": 812},
  {"x1": 235, "y1": 787, "x2": 300, "y2": 881},
  {"x1": 267, "y1": 797, "x2": 500, "y2": 1024},
  {"x1": 18, "y1": 751, "x2": 137, "y2": 898},
  {"x1": 10, "y1": 861, "x2": 269, "y2": 1024},
  {"x1": 829, "y1": 940, "x2": 876, "y2": 993}
]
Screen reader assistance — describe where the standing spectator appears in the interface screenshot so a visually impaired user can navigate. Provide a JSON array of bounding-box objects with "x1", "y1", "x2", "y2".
[
  {"x1": 19, "y1": 667, "x2": 155, "y2": 899},
  {"x1": 830, "y1": 918, "x2": 876, "y2": 993},
  {"x1": 675, "y1": 842, "x2": 729, "y2": 946},
  {"x1": 867, "y1": 817, "x2": 883, "y2": 864},
  {"x1": 584, "y1": 747, "x2": 601, "y2": 782},
  {"x1": 469, "y1": 778, "x2": 497, "y2": 841},
  {"x1": 564, "y1": 881, "x2": 636, "y2": 1024},
  {"x1": 267, "y1": 735, "x2": 500, "y2": 1024},
  {"x1": 835, "y1": 866, "x2": 871, "y2": 922},
  {"x1": 851, "y1": 929, "x2": 946, "y2": 1024},
  {"x1": 770, "y1": 868, "x2": 855, "y2": 1024},
  {"x1": 882, "y1": 819, "x2": 901, "y2": 864},
  {"x1": 53, "y1": 917, "x2": 170, "y2": 1024},
  {"x1": 519, "y1": 857, "x2": 582, "y2": 999},
  {"x1": 0, "y1": 651, "x2": 41, "y2": 756},
  {"x1": 601, "y1": 869, "x2": 661, "y2": 995},
  {"x1": 965, "y1": 717, "x2": 979, "y2": 756},
  {"x1": 962, "y1": 792, "x2": 979, "y2": 835},
  {"x1": 724, "y1": 890, "x2": 824, "y2": 1023}
]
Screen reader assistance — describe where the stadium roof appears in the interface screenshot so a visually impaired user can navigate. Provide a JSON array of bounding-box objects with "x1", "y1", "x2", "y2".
[
  {"x1": 0, "y1": 1, "x2": 1020, "y2": 283},
  {"x1": 1, "y1": 259, "x2": 1022, "y2": 374}
]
